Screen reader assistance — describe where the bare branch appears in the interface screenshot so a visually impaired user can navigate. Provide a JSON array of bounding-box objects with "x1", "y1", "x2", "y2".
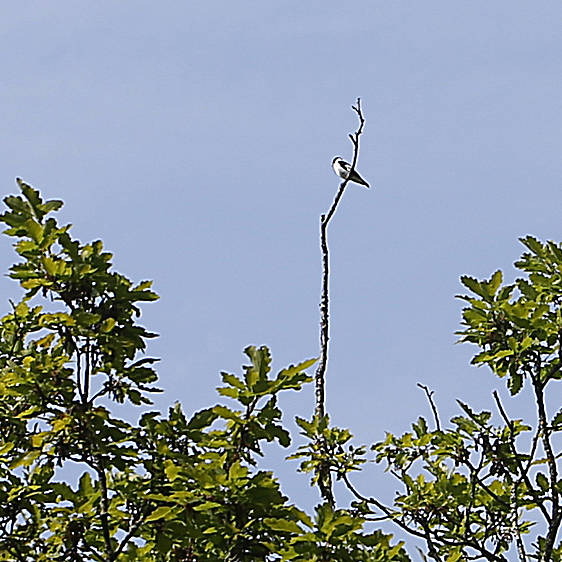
[
  {"x1": 342, "y1": 474, "x2": 422, "y2": 535},
  {"x1": 530, "y1": 363, "x2": 562, "y2": 560},
  {"x1": 343, "y1": 474, "x2": 507, "y2": 562},
  {"x1": 94, "y1": 456, "x2": 114, "y2": 560},
  {"x1": 514, "y1": 505, "x2": 528, "y2": 562},
  {"x1": 84, "y1": 336, "x2": 91, "y2": 403},
  {"x1": 315, "y1": 97, "x2": 366, "y2": 419},
  {"x1": 417, "y1": 383, "x2": 441, "y2": 431},
  {"x1": 113, "y1": 506, "x2": 149, "y2": 559},
  {"x1": 493, "y1": 390, "x2": 551, "y2": 524},
  {"x1": 313, "y1": 98, "x2": 366, "y2": 506}
]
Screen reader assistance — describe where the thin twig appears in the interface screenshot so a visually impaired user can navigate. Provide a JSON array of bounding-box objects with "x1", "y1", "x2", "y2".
[
  {"x1": 315, "y1": 98, "x2": 366, "y2": 420},
  {"x1": 314, "y1": 99, "x2": 366, "y2": 506},
  {"x1": 76, "y1": 346, "x2": 85, "y2": 403},
  {"x1": 7, "y1": 542, "x2": 26, "y2": 562},
  {"x1": 530, "y1": 361, "x2": 561, "y2": 561},
  {"x1": 342, "y1": 474, "x2": 422, "y2": 535},
  {"x1": 513, "y1": 498, "x2": 528, "y2": 562},
  {"x1": 84, "y1": 336, "x2": 91, "y2": 403},
  {"x1": 343, "y1": 474, "x2": 506, "y2": 562},
  {"x1": 417, "y1": 383, "x2": 441, "y2": 431},
  {"x1": 95, "y1": 456, "x2": 114, "y2": 560},
  {"x1": 492, "y1": 390, "x2": 551, "y2": 523},
  {"x1": 464, "y1": 460, "x2": 511, "y2": 510},
  {"x1": 85, "y1": 544, "x2": 106, "y2": 562},
  {"x1": 113, "y1": 506, "x2": 149, "y2": 559}
]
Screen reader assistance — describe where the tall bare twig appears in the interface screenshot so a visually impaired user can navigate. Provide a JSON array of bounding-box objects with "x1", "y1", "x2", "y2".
[
  {"x1": 315, "y1": 98, "x2": 366, "y2": 420},
  {"x1": 314, "y1": 98, "x2": 366, "y2": 504}
]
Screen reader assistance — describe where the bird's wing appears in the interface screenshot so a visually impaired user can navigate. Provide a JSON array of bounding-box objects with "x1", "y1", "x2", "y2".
[{"x1": 339, "y1": 160, "x2": 351, "y2": 172}]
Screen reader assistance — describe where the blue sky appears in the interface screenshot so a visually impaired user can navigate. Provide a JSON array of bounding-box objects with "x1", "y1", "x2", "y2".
[{"x1": 1, "y1": 0, "x2": 561, "y2": 530}]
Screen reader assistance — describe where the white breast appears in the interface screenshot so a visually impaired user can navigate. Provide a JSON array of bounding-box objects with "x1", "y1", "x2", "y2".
[{"x1": 332, "y1": 160, "x2": 349, "y2": 180}]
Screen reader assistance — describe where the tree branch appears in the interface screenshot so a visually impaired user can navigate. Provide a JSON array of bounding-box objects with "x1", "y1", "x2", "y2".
[
  {"x1": 417, "y1": 383, "x2": 441, "y2": 431},
  {"x1": 314, "y1": 98, "x2": 366, "y2": 506},
  {"x1": 94, "y1": 456, "x2": 114, "y2": 560},
  {"x1": 492, "y1": 390, "x2": 551, "y2": 524},
  {"x1": 113, "y1": 505, "x2": 149, "y2": 559},
  {"x1": 532, "y1": 364, "x2": 562, "y2": 561},
  {"x1": 315, "y1": 98, "x2": 366, "y2": 420},
  {"x1": 343, "y1": 474, "x2": 507, "y2": 561},
  {"x1": 84, "y1": 336, "x2": 91, "y2": 404}
]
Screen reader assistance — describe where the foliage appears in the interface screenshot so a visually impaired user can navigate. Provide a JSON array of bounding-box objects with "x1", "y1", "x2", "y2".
[
  {"x1": 2, "y1": 180, "x2": 560, "y2": 562},
  {"x1": 296, "y1": 236, "x2": 562, "y2": 561},
  {"x1": 0, "y1": 181, "x2": 408, "y2": 561}
]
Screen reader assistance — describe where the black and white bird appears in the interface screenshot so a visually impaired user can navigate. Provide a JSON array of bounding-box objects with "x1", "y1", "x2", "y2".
[{"x1": 332, "y1": 157, "x2": 370, "y2": 188}]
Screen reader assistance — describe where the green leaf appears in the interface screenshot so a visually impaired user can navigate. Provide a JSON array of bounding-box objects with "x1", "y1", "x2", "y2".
[
  {"x1": 25, "y1": 218, "x2": 43, "y2": 243},
  {"x1": 213, "y1": 405, "x2": 240, "y2": 421},
  {"x1": 536, "y1": 473, "x2": 549, "y2": 492},
  {"x1": 277, "y1": 357, "x2": 317, "y2": 380},
  {"x1": 0, "y1": 442, "x2": 15, "y2": 455},
  {"x1": 18, "y1": 179, "x2": 45, "y2": 219},
  {"x1": 552, "y1": 407, "x2": 562, "y2": 428},
  {"x1": 164, "y1": 460, "x2": 181, "y2": 482},
  {"x1": 187, "y1": 408, "x2": 217, "y2": 430},
  {"x1": 9, "y1": 450, "x2": 41, "y2": 469},
  {"x1": 221, "y1": 372, "x2": 246, "y2": 390},
  {"x1": 156, "y1": 533, "x2": 173, "y2": 553},
  {"x1": 59, "y1": 231, "x2": 80, "y2": 260},
  {"x1": 228, "y1": 461, "x2": 248, "y2": 481},
  {"x1": 446, "y1": 551, "x2": 462, "y2": 562},
  {"x1": 268, "y1": 425, "x2": 291, "y2": 447},
  {"x1": 217, "y1": 386, "x2": 240, "y2": 399},
  {"x1": 16, "y1": 405, "x2": 41, "y2": 419},
  {"x1": 488, "y1": 270, "x2": 502, "y2": 296},
  {"x1": 42, "y1": 199, "x2": 64, "y2": 214},
  {"x1": 193, "y1": 501, "x2": 223, "y2": 511},
  {"x1": 412, "y1": 417, "x2": 428, "y2": 438},
  {"x1": 100, "y1": 318, "x2": 116, "y2": 332},
  {"x1": 263, "y1": 518, "x2": 302, "y2": 533},
  {"x1": 295, "y1": 416, "x2": 316, "y2": 437},
  {"x1": 4, "y1": 194, "x2": 30, "y2": 214},
  {"x1": 243, "y1": 345, "x2": 271, "y2": 389},
  {"x1": 508, "y1": 372, "x2": 523, "y2": 395},
  {"x1": 520, "y1": 236, "x2": 544, "y2": 256},
  {"x1": 78, "y1": 472, "x2": 94, "y2": 495},
  {"x1": 145, "y1": 506, "x2": 176, "y2": 522},
  {"x1": 460, "y1": 276, "x2": 488, "y2": 299}
]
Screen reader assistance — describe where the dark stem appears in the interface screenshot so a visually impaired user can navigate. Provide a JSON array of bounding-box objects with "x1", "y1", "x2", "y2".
[
  {"x1": 343, "y1": 474, "x2": 506, "y2": 561},
  {"x1": 95, "y1": 456, "x2": 114, "y2": 560},
  {"x1": 76, "y1": 346, "x2": 85, "y2": 403},
  {"x1": 315, "y1": 98, "x2": 365, "y2": 419},
  {"x1": 8, "y1": 542, "x2": 26, "y2": 562},
  {"x1": 531, "y1": 369, "x2": 561, "y2": 561},
  {"x1": 493, "y1": 390, "x2": 551, "y2": 523},
  {"x1": 113, "y1": 506, "x2": 148, "y2": 559},
  {"x1": 314, "y1": 98, "x2": 366, "y2": 505},
  {"x1": 315, "y1": 213, "x2": 330, "y2": 421},
  {"x1": 84, "y1": 336, "x2": 91, "y2": 403},
  {"x1": 85, "y1": 544, "x2": 106, "y2": 562},
  {"x1": 417, "y1": 383, "x2": 441, "y2": 431}
]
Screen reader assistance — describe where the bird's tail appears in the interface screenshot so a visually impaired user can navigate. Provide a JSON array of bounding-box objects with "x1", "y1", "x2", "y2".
[
  {"x1": 356, "y1": 175, "x2": 370, "y2": 188},
  {"x1": 349, "y1": 169, "x2": 370, "y2": 188}
]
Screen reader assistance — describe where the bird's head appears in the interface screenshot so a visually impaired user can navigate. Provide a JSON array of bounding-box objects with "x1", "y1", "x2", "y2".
[{"x1": 332, "y1": 156, "x2": 342, "y2": 164}]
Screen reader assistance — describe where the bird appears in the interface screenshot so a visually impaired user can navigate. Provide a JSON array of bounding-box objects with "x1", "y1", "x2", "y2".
[{"x1": 332, "y1": 157, "x2": 370, "y2": 188}]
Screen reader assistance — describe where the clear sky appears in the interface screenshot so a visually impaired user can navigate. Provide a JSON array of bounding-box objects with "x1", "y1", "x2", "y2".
[{"x1": 1, "y1": 0, "x2": 561, "y2": 525}]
